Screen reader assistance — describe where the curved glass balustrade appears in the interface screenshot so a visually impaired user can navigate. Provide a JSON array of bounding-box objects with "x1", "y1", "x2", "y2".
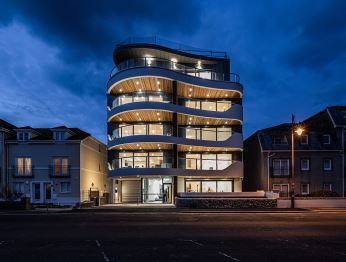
[
  {"x1": 110, "y1": 124, "x2": 172, "y2": 140},
  {"x1": 109, "y1": 152, "x2": 234, "y2": 171},
  {"x1": 110, "y1": 57, "x2": 240, "y2": 83},
  {"x1": 109, "y1": 93, "x2": 172, "y2": 110},
  {"x1": 179, "y1": 98, "x2": 232, "y2": 112},
  {"x1": 178, "y1": 127, "x2": 232, "y2": 141}
]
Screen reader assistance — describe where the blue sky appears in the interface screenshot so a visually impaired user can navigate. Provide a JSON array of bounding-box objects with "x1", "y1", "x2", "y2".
[{"x1": 0, "y1": 0, "x2": 345, "y2": 142}]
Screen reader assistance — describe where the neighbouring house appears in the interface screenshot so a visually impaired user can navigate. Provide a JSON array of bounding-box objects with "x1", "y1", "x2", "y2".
[
  {"x1": 0, "y1": 120, "x2": 108, "y2": 206},
  {"x1": 244, "y1": 106, "x2": 346, "y2": 197},
  {"x1": 107, "y1": 37, "x2": 244, "y2": 203}
]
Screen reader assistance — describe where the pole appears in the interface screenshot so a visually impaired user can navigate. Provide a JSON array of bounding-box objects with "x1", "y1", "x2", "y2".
[{"x1": 291, "y1": 114, "x2": 295, "y2": 208}]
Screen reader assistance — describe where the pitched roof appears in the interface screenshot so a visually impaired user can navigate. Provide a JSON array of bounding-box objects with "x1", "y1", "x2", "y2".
[
  {"x1": 327, "y1": 106, "x2": 346, "y2": 127},
  {"x1": 0, "y1": 119, "x2": 17, "y2": 131}
]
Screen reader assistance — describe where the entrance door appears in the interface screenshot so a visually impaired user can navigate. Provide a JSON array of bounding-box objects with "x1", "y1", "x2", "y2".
[
  {"x1": 163, "y1": 183, "x2": 172, "y2": 204},
  {"x1": 32, "y1": 183, "x2": 41, "y2": 203},
  {"x1": 44, "y1": 183, "x2": 52, "y2": 203}
]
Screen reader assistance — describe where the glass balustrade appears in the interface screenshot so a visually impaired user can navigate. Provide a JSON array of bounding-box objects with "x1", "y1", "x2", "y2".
[
  {"x1": 110, "y1": 124, "x2": 172, "y2": 140},
  {"x1": 179, "y1": 153, "x2": 233, "y2": 171},
  {"x1": 111, "y1": 57, "x2": 240, "y2": 82},
  {"x1": 181, "y1": 99, "x2": 232, "y2": 112},
  {"x1": 178, "y1": 127, "x2": 232, "y2": 141},
  {"x1": 110, "y1": 93, "x2": 172, "y2": 109}
]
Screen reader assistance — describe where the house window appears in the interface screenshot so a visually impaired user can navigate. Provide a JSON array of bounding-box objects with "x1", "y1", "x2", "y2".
[
  {"x1": 53, "y1": 158, "x2": 69, "y2": 176},
  {"x1": 323, "y1": 159, "x2": 332, "y2": 171},
  {"x1": 16, "y1": 158, "x2": 32, "y2": 176},
  {"x1": 60, "y1": 182, "x2": 71, "y2": 193},
  {"x1": 13, "y1": 182, "x2": 25, "y2": 194},
  {"x1": 273, "y1": 135, "x2": 288, "y2": 145},
  {"x1": 272, "y1": 159, "x2": 290, "y2": 176},
  {"x1": 300, "y1": 135, "x2": 309, "y2": 145},
  {"x1": 323, "y1": 183, "x2": 332, "y2": 191},
  {"x1": 322, "y1": 134, "x2": 331, "y2": 145},
  {"x1": 272, "y1": 184, "x2": 289, "y2": 197},
  {"x1": 301, "y1": 184, "x2": 310, "y2": 195},
  {"x1": 300, "y1": 159, "x2": 310, "y2": 171},
  {"x1": 17, "y1": 132, "x2": 31, "y2": 141},
  {"x1": 53, "y1": 131, "x2": 65, "y2": 140}
]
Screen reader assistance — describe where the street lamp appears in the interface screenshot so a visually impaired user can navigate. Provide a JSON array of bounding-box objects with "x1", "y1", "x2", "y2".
[{"x1": 291, "y1": 114, "x2": 304, "y2": 208}]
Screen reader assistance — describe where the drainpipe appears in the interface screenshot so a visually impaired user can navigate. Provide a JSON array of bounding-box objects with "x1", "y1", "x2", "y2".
[{"x1": 267, "y1": 152, "x2": 276, "y2": 192}]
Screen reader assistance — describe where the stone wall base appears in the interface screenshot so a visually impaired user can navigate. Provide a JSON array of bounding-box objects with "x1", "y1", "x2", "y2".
[{"x1": 175, "y1": 197, "x2": 277, "y2": 208}]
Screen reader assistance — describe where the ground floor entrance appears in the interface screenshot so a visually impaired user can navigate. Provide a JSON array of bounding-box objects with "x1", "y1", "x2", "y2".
[
  {"x1": 31, "y1": 181, "x2": 53, "y2": 204},
  {"x1": 112, "y1": 176, "x2": 241, "y2": 204}
]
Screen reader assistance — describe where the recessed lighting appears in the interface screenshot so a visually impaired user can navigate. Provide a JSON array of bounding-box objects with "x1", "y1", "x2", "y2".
[
  {"x1": 206, "y1": 94, "x2": 210, "y2": 97},
  {"x1": 157, "y1": 144, "x2": 160, "y2": 147},
  {"x1": 136, "y1": 144, "x2": 139, "y2": 146},
  {"x1": 139, "y1": 89, "x2": 142, "y2": 92},
  {"x1": 207, "y1": 121, "x2": 210, "y2": 124},
  {"x1": 119, "y1": 89, "x2": 123, "y2": 92},
  {"x1": 225, "y1": 94, "x2": 228, "y2": 97},
  {"x1": 119, "y1": 118, "x2": 122, "y2": 121},
  {"x1": 188, "y1": 122, "x2": 191, "y2": 125},
  {"x1": 171, "y1": 58, "x2": 177, "y2": 63},
  {"x1": 225, "y1": 121, "x2": 228, "y2": 124},
  {"x1": 189, "y1": 88, "x2": 192, "y2": 91},
  {"x1": 120, "y1": 147, "x2": 122, "y2": 150},
  {"x1": 136, "y1": 113, "x2": 139, "y2": 116},
  {"x1": 189, "y1": 117, "x2": 192, "y2": 120},
  {"x1": 157, "y1": 81, "x2": 160, "y2": 85},
  {"x1": 139, "y1": 147, "x2": 142, "y2": 150},
  {"x1": 139, "y1": 118, "x2": 142, "y2": 121},
  {"x1": 158, "y1": 88, "x2": 161, "y2": 91},
  {"x1": 136, "y1": 81, "x2": 139, "y2": 85},
  {"x1": 188, "y1": 94, "x2": 192, "y2": 97},
  {"x1": 157, "y1": 113, "x2": 160, "y2": 116},
  {"x1": 158, "y1": 118, "x2": 161, "y2": 121}
]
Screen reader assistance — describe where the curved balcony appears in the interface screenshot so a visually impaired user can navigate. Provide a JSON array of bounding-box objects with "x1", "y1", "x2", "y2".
[
  {"x1": 110, "y1": 57, "x2": 240, "y2": 82},
  {"x1": 107, "y1": 67, "x2": 243, "y2": 96},
  {"x1": 108, "y1": 159, "x2": 243, "y2": 178},
  {"x1": 108, "y1": 132, "x2": 243, "y2": 151},
  {"x1": 107, "y1": 102, "x2": 243, "y2": 123}
]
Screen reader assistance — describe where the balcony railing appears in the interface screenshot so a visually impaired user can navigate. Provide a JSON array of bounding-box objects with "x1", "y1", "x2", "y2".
[
  {"x1": 178, "y1": 127, "x2": 233, "y2": 142},
  {"x1": 12, "y1": 165, "x2": 34, "y2": 177},
  {"x1": 110, "y1": 124, "x2": 172, "y2": 140},
  {"x1": 179, "y1": 98, "x2": 233, "y2": 112},
  {"x1": 110, "y1": 157, "x2": 235, "y2": 171},
  {"x1": 110, "y1": 57, "x2": 240, "y2": 83},
  {"x1": 49, "y1": 165, "x2": 71, "y2": 178},
  {"x1": 109, "y1": 93, "x2": 172, "y2": 110}
]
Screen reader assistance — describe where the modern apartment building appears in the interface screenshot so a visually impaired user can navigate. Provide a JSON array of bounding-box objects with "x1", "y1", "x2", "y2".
[
  {"x1": 244, "y1": 106, "x2": 346, "y2": 197},
  {"x1": 107, "y1": 37, "x2": 244, "y2": 204},
  {"x1": 0, "y1": 121, "x2": 108, "y2": 205}
]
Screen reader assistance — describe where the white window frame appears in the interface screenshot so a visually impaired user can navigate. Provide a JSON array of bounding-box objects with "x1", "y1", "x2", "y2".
[
  {"x1": 300, "y1": 158, "x2": 310, "y2": 171},
  {"x1": 301, "y1": 135, "x2": 309, "y2": 145},
  {"x1": 323, "y1": 159, "x2": 332, "y2": 171},
  {"x1": 17, "y1": 132, "x2": 31, "y2": 141},
  {"x1": 60, "y1": 182, "x2": 71, "y2": 193},
  {"x1": 322, "y1": 134, "x2": 331, "y2": 145},
  {"x1": 272, "y1": 159, "x2": 290, "y2": 176},
  {"x1": 323, "y1": 183, "x2": 332, "y2": 191},
  {"x1": 53, "y1": 131, "x2": 65, "y2": 140},
  {"x1": 301, "y1": 183, "x2": 310, "y2": 195}
]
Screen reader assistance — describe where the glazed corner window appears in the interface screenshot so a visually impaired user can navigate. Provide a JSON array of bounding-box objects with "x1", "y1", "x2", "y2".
[
  {"x1": 300, "y1": 159, "x2": 310, "y2": 171},
  {"x1": 301, "y1": 184, "x2": 310, "y2": 195},
  {"x1": 272, "y1": 135, "x2": 288, "y2": 145},
  {"x1": 53, "y1": 158, "x2": 69, "y2": 176},
  {"x1": 60, "y1": 182, "x2": 71, "y2": 193},
  {"x1": 300, "y1": 135, "x2": 309, "y2": 145},
  {"x1": 17, "y1": 132, "x2": 31, "y2": 141},
  {"x1": 322, "y1": 134, "x2": 331, "y2": 145},
  {"x1": 16, "y1": 158, "x2": 32, "y2": 176},
  {"x1": 53, "y1": 131, "x2": 65, "y2": 140},
  {"x1": 323, "y1": 159, "x2": 332, "y2": 171}
]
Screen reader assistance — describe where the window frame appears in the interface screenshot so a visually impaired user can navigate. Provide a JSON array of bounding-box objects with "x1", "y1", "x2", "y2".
[
  {"x1": 17, "y1": 132, "x2": 31, "y2": 141},
  {"x1": 323, "y1": 158, "x2": 333, "y2": 172},
  {"x1": 300, "y1": 183, "x2": 310, "y2": 195},
  {"x1": 322, "y1": 134, "x2": 331, "y2": 145},
  {"x1": 60, "y1": 182, "x2": 71, "y2": 193},
  {"x1": 300, "y1": 134, "x2": 309, "y2": 145},
  {"x1": 323, "y1": 183, "x2": 332, "y2": 191},
  {"x1": 15, "y1": 157, "x2": 32, "y2": 176},
  {"x1": 272, "y1": 135, "x2": 288, "y2": 145},
  {"x1": 272, "y1": 159, "x2": 290, "y2": 176},
  {"x1": 300, "y1": 158, "x2": 310, "y2": 171}
]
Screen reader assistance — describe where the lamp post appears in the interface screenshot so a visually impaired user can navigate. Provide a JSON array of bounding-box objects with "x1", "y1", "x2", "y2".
[{"x1": 291, "y1": 114, "x2": 304, "y2": 208}]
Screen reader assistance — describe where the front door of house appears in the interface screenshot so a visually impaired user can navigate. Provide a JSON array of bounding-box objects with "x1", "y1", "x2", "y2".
[
  {"x1": 163, "y1": 183, "x2": 172, "y2": 204},
  {"x1": 31, "y1": 182, "x2": 52, "y2": 203}
]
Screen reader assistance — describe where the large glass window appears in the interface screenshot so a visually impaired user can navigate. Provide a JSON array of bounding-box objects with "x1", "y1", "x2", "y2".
[
  {"x1": 185, "y1": 154, "x2": 200, "y2": 170},
  {"x1": 186, "y1": 181, "x2": 201, "y2": 192},
  {"x1": 217, "y1": 154, "x2": 232, "y2": 170},
  {"x1": 217, "y1": 101, "x2": 232, "y2": 112},
  {"x1": 202, "y1": 181, "x2": 217, "y2": 192},
  {"x1": 53, "y1": 158, "x2": 69, "y2": 176},
  {"x1": 217, "y1": 181, "x2": 232, "y2": 192},
  {"x1": 16, "y1": 157, "x2": 32, "y2": 176},
  {"x1": 119, "y1": 152, "x2": 133, "y2": 168},
  {"x1": 149, "y1": 152, "x2": 163, "y2": 168},
  {"x1": 149, "y1": 124, "x2": 164, "y2": 135},
  {"x1": 272, "y1": 159, "x2": 289, "y2": 176},
  {"x1": 201, "y1": 101, "x2": 216, "y2": 111},
  {"x1": 202, "y1": 154, "x2": 217, "y2": 170},
  {"x1": 134, "y1": 153, "x2": 147, "y2": 168},
  {"x1": 185, "y1": 100, "x2": 200, "y2": 110},
  {"x1": 217, "y1": 127, "x2": 232, "y2": 141},
  {"x1": 201, "y1": 128, "x2": 217, "y2": 141},
  {"x1": 134, "y1": 125, "x2": 146, "y2": 135}
]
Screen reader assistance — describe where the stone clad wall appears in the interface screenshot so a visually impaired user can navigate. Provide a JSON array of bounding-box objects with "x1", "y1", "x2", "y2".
[{"x1": 175, "y1": 197, "x2": 277, "y2": 208}]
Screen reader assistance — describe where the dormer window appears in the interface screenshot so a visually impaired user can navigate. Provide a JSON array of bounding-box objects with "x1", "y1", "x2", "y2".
[
  {"x1": 53, "y1": 131, "x2": 65, "y2": 140},
  {"x1": 322, "y1": 134, "x2": 331, "y2": 145},
  {"x1": 17, "y1": 132, "x2": 31, "y2": 141},
  {"x1": 272, "y1": 135, "x2": 288, "y2": 145}
]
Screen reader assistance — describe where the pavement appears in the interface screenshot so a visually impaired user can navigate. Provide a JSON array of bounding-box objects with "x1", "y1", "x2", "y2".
[{"x1": 0, "y1": 208, "x2": 345, "y2": 261}]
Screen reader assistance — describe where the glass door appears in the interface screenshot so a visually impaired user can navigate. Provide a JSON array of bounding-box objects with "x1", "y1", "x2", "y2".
[
  {"x1": 163, "y1": 183, "x2": 172, "y2": 204},
  {"x1": 44, "y1": 183, "x2": 52, "y2": 202}
]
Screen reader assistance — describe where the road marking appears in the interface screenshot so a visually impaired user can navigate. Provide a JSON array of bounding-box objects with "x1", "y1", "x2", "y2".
[
  {"x1": 95, "y1": 240, "x2": 101, "y2": 247},
  {"x1": 101, "y1": 251, "x2": 110, "y2": 262},
  {"x1": 218, "y1": 251, "x2": 240, "y2": 261},
  {"x1": 183, "y1": 239, "x2": 204, "y2": 247}
]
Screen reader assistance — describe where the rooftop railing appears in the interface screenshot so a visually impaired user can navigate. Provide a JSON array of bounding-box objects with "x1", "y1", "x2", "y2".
[
  {"x1": 110, "y1": 57, "x2": 240, "y2": 83},
  {"x1": 116, "y1": 36, "x2": 228, "y2": 58}
]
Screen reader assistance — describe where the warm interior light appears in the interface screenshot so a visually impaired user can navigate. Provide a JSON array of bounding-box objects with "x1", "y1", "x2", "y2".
[
  {"x1": 136, "y1": 81, "x2": 139, "y2": 85},
  {"x1": 295, "y1": 127, "x2": 304, "y2": 136},
  {"x1": 189, "y1": 88, "x2": 193, "y2": 91},
  {"x1": 225, "y1": 94, "x2": 228, "y2": 97},
  {"x1": 197, "y1": 60, "x2": 202, "y2": 69},
  {"x1": 157, "y1": 81, "x2": 160, "y2": 85},
  {"x1": 119, "y1": 89, "x2": 123, "y2": 92},
  {"x1": 157, "y1": 113, "x2": 160, "y2": 116}
]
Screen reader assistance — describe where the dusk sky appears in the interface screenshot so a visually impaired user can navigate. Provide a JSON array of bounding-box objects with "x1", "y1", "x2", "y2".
[{"x1": 1, "y1": 0, "x2": 345, "y2": 142}]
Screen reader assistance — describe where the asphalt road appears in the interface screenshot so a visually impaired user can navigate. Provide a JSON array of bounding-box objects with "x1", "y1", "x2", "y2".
[{"x1": 0, "y1": 209, "x2": 345, "y2": 262}]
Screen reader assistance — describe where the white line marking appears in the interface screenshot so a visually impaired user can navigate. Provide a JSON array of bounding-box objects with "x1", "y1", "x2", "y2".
[
  {"x1": 218, "y1": 251, "x2": 240, "y2": 261},
  {"x1": 95, "y1": 240, "x2": 101, "y2": 247},
  {"x1": 101, "y1": 251, "x2": 110, "y2": 262},
  {"x1": 183, "y1": 239, "x2": 204, "y2": 246}
]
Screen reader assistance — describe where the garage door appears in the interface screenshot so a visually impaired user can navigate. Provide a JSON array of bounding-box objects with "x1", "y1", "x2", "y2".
[{"x1": 121, "y1": 180, "x2": 141, "y2": 203}]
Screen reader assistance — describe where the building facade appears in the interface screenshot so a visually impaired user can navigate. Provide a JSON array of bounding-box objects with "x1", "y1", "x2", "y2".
[
  {"x1": 107, "y1": 37, "x2": 244, "y2": 204},
  {"x1": 0, "y1": 122, "x2": 108, "y2": 206},
  {"x1": 244, "y1": 106, "x2": 346, "y2": 197}
]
